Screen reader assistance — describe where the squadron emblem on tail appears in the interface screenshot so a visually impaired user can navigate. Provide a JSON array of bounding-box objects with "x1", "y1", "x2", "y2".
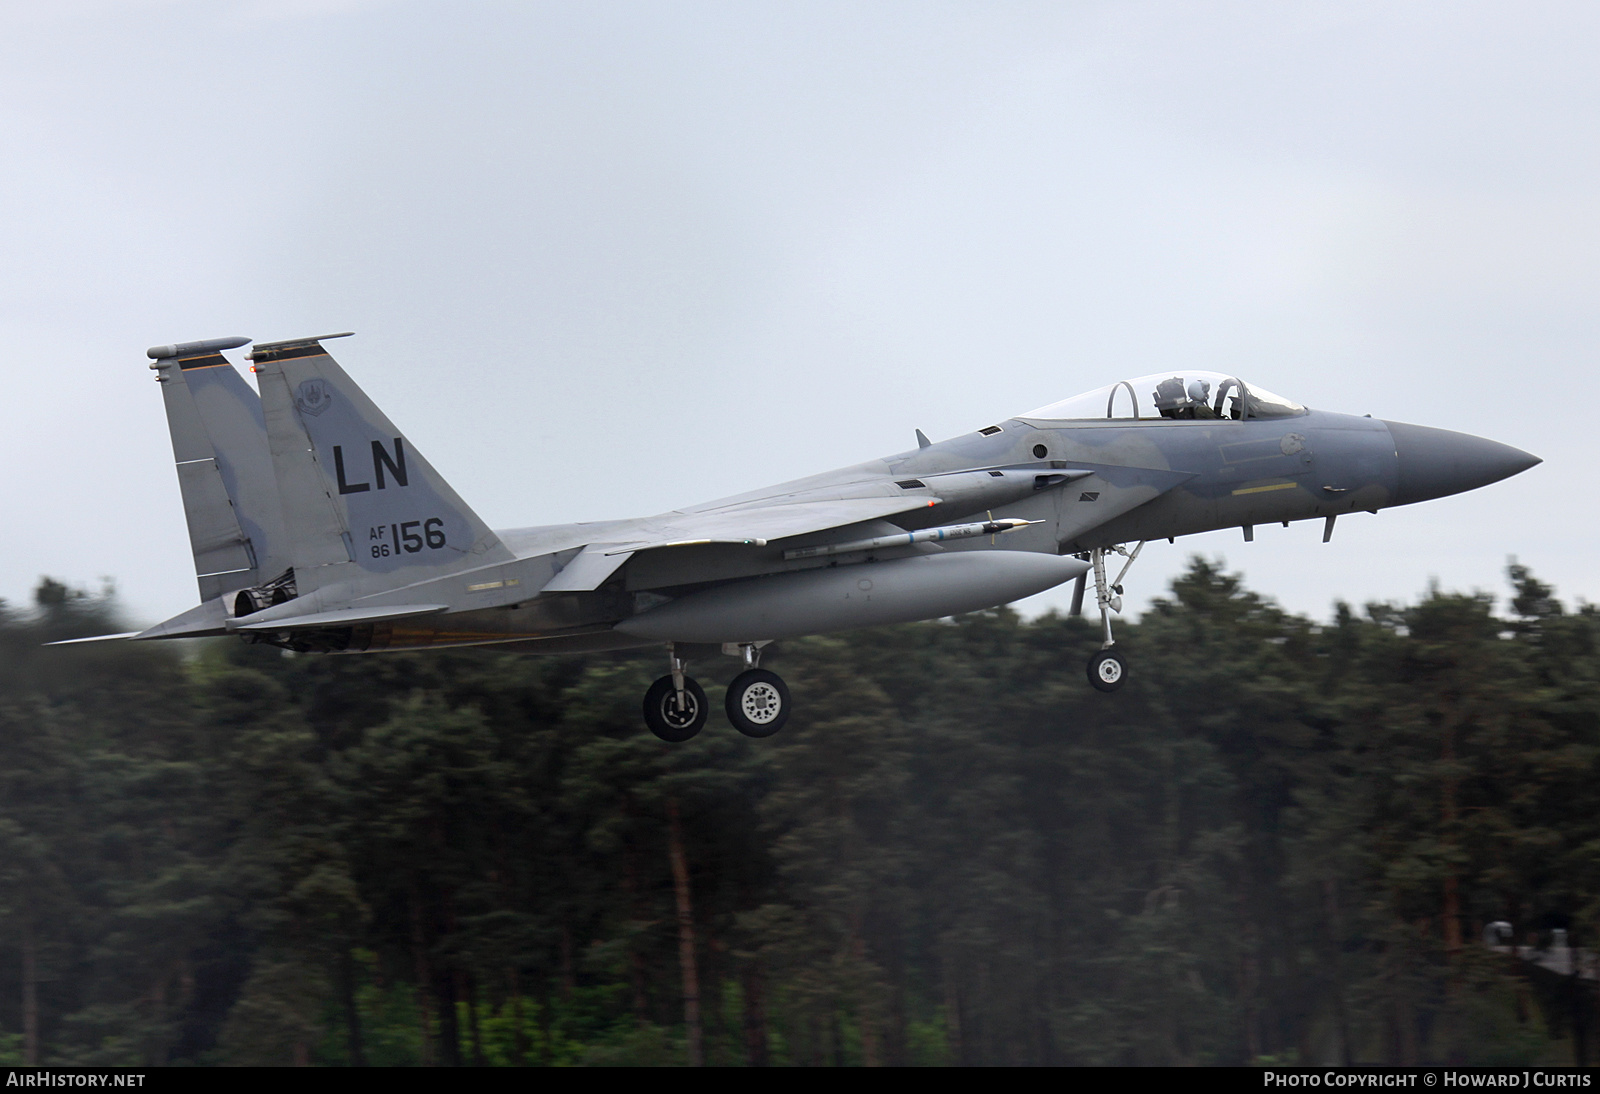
[{"x1": 294, "y1": 378, "x2": 332, "y2": 417}]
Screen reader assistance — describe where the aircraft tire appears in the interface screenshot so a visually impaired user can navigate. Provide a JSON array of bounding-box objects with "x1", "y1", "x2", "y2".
[
  {"x1": 725, "y1": 669, "x2": 790, "y2": 738},
  {"x1": 1087, "y1": 650, "x2": 1127, "y2": 692},
  {"x1": 644, "y1": 675, "x2": 709, "y2": 742}
]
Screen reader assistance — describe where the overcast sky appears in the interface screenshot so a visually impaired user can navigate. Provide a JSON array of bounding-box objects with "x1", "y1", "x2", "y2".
[{"x1": 0, "y1": 0, "x2": 1592, "y2": 628}]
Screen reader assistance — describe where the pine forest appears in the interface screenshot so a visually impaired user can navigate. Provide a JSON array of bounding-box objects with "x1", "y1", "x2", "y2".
[{"x1": 0, "y1": 558, "x2": 1597, "y2": 1067}]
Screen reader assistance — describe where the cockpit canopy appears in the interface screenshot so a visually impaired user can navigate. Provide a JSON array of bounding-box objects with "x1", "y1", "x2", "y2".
[{"x1": 1022, "y1": 371, "x2": 1305, "y2": 422}]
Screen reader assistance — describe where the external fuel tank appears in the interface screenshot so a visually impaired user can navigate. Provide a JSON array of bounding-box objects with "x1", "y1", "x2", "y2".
[{"x1": 614, "y1": 550, "x2": 1089, "y2": 644}]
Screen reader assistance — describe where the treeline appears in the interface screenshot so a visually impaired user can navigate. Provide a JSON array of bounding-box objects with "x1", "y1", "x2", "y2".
[{"x1": 0, "y1": 560, "x2": 1597, "y2": 1066}]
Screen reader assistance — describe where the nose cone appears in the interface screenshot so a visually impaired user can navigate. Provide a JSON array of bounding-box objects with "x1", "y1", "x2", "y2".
[{"x1": 1383, "y1": 420, "x2": 1541, "y2": 506}]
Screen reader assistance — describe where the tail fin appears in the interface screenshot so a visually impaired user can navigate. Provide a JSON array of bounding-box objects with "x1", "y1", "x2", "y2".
[
  {"x1": 148, "y1": 337, "x2": 289, "y2": 602},
  {"x1": 248, "y1": 334, "x2": 513, "y2": 596}
]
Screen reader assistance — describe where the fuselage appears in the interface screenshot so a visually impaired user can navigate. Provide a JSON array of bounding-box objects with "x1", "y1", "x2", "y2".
[
  {"x1": 122, "y1": 340, "x2": 1541, "y2": 729},
  {"x1": 337, "y1": 403, "x2": 1535, "y2": 654}
]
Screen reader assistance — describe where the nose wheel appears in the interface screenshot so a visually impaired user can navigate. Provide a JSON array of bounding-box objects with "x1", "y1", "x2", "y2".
[{"x1": 1087, "y1": 649, "x2": 1127, "y2": 692}]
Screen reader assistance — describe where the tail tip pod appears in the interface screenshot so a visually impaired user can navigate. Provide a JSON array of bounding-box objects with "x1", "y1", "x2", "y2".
[{"x1": 147, "y1": 336, "x2": 252, "y2": 361}]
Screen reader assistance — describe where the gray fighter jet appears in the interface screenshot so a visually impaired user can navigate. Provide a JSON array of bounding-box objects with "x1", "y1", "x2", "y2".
[{"x1": 65, "y1": 333, "x2": 1540, "y2": 742}]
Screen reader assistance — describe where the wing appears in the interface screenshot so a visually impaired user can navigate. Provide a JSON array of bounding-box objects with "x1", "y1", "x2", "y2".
[
  {"x1": 613, "y1": 495, "x2": 943, "y2": 554},
  {"x1": 540, "y1": 494, "x2": 943, "y2": 592}
]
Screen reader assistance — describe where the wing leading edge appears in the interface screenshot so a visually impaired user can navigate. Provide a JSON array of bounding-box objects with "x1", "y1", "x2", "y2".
[{"x1": 539, "y1": 494, "x2": 945, "y2": 592}]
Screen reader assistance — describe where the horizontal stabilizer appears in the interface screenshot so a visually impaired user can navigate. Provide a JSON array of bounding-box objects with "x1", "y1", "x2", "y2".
[
  {"x1": 134, "y1": 599, "x2": 232, "y2": 640},
  {"x1": 44, "y1": 632, "x2": 142, "y2": 647},
  {"x1": 231, "y1": 604, "x2": 449, "y2": 632}
]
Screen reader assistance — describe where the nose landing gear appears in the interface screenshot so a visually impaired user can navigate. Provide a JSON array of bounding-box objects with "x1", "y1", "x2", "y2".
[
  {"x1": 1081, "y1": 541, "x2": 1143, "y2": 693},
  {"x1": 1087, "y1": 648, "x2": 1127, "y2": 691}
]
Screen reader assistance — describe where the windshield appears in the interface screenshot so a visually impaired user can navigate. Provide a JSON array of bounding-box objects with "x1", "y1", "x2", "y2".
[{"x1": 1021, "y1": 370, "x2": 1305, "y2": 421}]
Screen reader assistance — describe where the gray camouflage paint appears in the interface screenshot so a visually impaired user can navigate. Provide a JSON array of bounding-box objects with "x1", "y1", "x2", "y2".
[{"x1": 131, "y1": 338, "x2": 1540, "y2": 655}]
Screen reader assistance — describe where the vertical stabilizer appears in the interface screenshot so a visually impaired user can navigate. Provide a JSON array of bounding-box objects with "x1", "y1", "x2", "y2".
[
  {"x1": 148, "y1": 338, "x2": 288, "y2": 601},
  {"x1": 248, "y1": 334, "x2": 513, "y2": 596}
]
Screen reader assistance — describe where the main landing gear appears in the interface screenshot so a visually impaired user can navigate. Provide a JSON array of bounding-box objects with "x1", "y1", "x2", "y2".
[
  {"x1": 643, "y1": 647, "x2": 708, "y2": 742},
  {"x1": 726, "y1": 662, "x2": 789, "y2": 738},
  {"x1": 1075, "y1": 541, "x2": 1144, "y2": 693},
  {"x1": 642, "y1": 642, "x2": 791, "y2": 742}
]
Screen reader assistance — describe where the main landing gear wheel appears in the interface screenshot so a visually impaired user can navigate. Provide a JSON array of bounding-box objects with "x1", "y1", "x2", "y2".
[
  {"x1": 1087, "y1": 650, "x2": 1127, "y2": 692},
  {"x1": 725, "y1": 669, "x2": 790, "y2": 738},
  {"x1": 644, "y1": 675, "x2": 708, "y2": 742}
]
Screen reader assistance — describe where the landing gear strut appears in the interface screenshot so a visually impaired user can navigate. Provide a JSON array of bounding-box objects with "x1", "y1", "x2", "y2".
[
  {"x1": 724, "y1": 642, "x2": 789, "y2": 738},
  {"x1": 1083, "y1": 542, "x2": 1143, "y2": 693},
  {"x1": 643, "y1": 645, "x2": 708, "y2": 742}
]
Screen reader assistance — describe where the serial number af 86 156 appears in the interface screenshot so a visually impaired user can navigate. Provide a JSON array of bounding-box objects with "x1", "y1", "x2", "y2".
[{"x1": 369, "y1": 518, "x2": 446, "y2": 558}]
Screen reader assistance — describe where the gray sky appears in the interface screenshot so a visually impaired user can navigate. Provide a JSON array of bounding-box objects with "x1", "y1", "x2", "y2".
[{"x1": 1, "y1": 0, "x2": 1592, "y2": 627}]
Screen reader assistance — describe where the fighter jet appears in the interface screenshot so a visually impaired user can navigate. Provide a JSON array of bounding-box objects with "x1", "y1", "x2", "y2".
[{"x1": 66, "y1": 333, "x2": 1540, "y2": 742}]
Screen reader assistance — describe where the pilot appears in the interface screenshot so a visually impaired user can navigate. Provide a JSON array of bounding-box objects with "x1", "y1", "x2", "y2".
[
  {"x1": 1153, "y1": 376, "x2": 1220, "y2": 420},
  {"x1": 1186, "y1": 378, "x2": 1218, "y2": 419},
  {"x1": 1153, "y1": 376, "x2": 1188, "y2": 419}
]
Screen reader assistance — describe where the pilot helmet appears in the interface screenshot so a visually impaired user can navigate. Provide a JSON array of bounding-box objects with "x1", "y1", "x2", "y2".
[{"x1": 1186, "y1": 378, "x2": 1211, "y2": 404}]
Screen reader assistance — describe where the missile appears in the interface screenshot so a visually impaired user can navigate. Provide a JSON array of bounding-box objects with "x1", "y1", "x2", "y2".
[
  {"x1": 782, "y1": 518, "x2": 1042, "y2": 560},
  {"x1": 615, "y1": 550, "x2": 1089, "y2": 644}
]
